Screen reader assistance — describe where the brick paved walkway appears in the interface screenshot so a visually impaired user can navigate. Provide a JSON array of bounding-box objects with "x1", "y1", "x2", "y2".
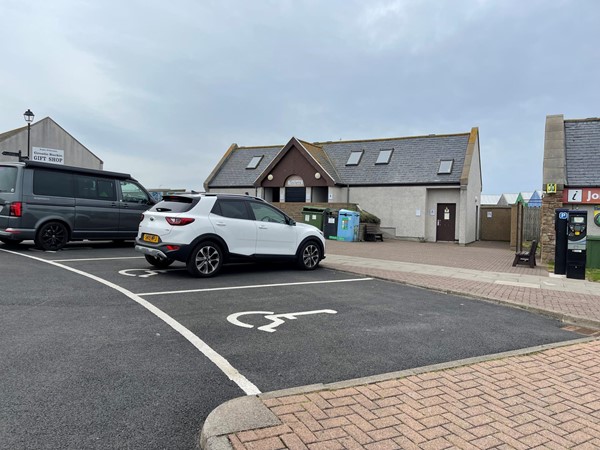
[
  {"x1": 202, "y1": 240, "x2": 600, "y2": 450},
  {"x1": 227, "y1": 340, "x2": 600, "y2": 450}
]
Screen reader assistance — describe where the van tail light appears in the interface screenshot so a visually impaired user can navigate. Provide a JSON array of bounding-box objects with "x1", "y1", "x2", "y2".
[
  {"x1": 166, "y1": 217, "x2": 195, "y2": 226},
  {"x1": 9, "y1": 202, "x2": 22, "y2": 217}
]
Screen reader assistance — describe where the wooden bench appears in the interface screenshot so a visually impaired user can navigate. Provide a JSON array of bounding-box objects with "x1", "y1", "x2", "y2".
[
  {"x1": 512, "y1": 240, "x2": 537, "y2": 268},
  {"x1": 364, "y1": 223, "x2": 384, "y2": 242}
]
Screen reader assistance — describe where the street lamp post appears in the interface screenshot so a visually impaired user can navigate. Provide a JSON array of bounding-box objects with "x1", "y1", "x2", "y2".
[{"x1": 23, "y1": 109, "x2": 35, "y2": 160}]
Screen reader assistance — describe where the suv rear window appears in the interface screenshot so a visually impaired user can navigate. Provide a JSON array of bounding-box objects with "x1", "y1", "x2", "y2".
[
  {"x1": 0, "y1": 166, "x2": 17, "y2": 193},
  {"x1": 150, "y1": 196, "x2": 198, "y2": 213}
]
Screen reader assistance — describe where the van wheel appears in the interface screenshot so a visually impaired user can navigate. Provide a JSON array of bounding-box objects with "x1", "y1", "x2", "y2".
[
  {"x1": 187, "y1": 241, "x2": 223, "y2": 277},
  {"x1": 35, "y1": 221, "x2": 68, "y2": 251},
  {"x1": 297, "y1": 241, "x2": 321, "y2": 270},
  {"x1": 145, "y1": 254, "x2": 174, "y2": 269}
]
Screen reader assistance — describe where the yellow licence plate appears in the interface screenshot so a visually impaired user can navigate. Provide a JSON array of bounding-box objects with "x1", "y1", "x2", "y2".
[{"x1": 142, "y1": 233, "x2": 160, "y2": 243}]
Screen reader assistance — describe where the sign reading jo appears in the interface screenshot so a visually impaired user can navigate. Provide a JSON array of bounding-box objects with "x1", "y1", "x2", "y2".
[
  {"x1": 32, "y1": 147, "x2": 64, "y2": 165},
  {"x1": 564, "y1": 188, "x2": 600, "y2": 204}
]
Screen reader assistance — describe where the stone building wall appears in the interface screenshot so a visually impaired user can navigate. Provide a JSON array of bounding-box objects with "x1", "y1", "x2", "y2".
[{"x1": 540, "y1": 189, "x2": 564, "y2": 263}]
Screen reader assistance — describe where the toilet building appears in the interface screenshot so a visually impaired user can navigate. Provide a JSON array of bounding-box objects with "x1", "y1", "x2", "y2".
[{"x1": 205, "y1": 128, "x2": 482, "y2": 244}]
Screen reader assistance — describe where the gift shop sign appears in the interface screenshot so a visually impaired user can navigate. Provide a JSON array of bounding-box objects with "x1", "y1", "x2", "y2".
[
  {"x1": 564, "y1": 188, "x2": 600, "y2": 204},
  {"x1": 32, "y1": 147, "x2": 64, "y2": 165}
]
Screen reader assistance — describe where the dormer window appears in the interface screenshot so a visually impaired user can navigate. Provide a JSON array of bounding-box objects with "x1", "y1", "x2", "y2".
[
  {"x1": 346, "y1": 150, "x2": 363, "y2": 166},
  {"x1": 375, "y1": 149, "x2": 393, "y2": 165},
  {"x1": 246, "y1": 156, "x2": 263, "y2": 169},
  {"x1": 438, "y1": 159, "x2": 453, "y2": 174}
]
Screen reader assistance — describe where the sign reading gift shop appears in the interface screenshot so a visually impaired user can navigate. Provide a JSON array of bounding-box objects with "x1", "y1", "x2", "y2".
[
  {"x1": 563, "y1": 188, "x2": 600, "y2": 204},
  {"x1": 32, "y1": 147, "x2": 64, "y2": 165}
]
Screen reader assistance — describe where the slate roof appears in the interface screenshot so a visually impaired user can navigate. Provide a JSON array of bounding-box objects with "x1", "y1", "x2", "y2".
[
  {"x1": 207, "y1": 132, "x2": 472, "y2": 188},
  {"x1": 209, "y1": 146, "x2": 281, "y2": 187},
  {"x1": 565, "y1": 118, "x2": 600, "y2": 186}
]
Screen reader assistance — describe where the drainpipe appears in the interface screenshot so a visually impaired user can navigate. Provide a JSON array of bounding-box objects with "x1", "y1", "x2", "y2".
[{"x1": 346, "y1": 184, "x2": 350, "y2": 204}]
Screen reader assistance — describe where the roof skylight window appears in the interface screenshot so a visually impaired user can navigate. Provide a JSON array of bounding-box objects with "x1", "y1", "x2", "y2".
[
  {"x1": 438, "y1": 159, "x2": 453, "y2": 174},
  {"x1": 246, "y1": 156, "x2": 263, "y2": 169},
  {"x1": 346, "y1": 150, "x2": 364, "y2": 166},
  {"x1": 375, "y1": 149, "x2": 393, "y2": 165}
]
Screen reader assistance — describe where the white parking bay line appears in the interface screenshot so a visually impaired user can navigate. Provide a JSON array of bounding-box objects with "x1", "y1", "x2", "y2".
[
  {"x1": 136, "y1": 278, "x2": 374, "y2": 297},
  {"x1": 0, "y1": 248, "x2": 260, "y2": 396},
  {"x1": 54, "y1": 256, "x2": 145, "y2": 262}
]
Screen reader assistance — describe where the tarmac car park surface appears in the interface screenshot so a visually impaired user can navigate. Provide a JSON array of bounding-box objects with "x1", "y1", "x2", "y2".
[{"x1": 0, "y1": 242, "x2": 581, "y2": 450}]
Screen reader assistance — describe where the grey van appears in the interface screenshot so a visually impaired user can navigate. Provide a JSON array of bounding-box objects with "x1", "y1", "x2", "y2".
[{"x1": 0, "y1": 161, "x2": 154, "y2": 250}]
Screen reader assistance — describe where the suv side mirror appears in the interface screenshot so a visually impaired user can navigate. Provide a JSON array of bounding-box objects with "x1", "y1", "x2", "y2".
[{"x1": 287, "y1": 217, "x2": 296, "y2": 226}]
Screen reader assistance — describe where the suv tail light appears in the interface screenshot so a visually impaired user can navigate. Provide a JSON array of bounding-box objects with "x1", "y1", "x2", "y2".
[
  {"x1": 166, "y1": 217, "x2": 195, "y2": 226},
  {"x1": 9, "y1": 202, "x2": 22, "y2": 217}
]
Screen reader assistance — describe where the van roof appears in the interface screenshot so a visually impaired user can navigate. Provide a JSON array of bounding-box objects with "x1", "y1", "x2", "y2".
[{"x1": 21, "y1": 161, "x2": 135, "y2": 180}]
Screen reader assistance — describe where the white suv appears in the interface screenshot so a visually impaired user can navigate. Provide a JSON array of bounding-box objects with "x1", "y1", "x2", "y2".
[{"x1": 135, "y1": 193, "x2": 326, "y2": 277}]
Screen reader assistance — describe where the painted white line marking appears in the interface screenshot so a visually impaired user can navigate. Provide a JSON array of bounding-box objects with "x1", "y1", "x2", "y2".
[
  {"x1": 494, "y1": 280, "x2": 540, "y2": 289},
  {"x1": 227, "y1": 310, "x2": 338, "y2": 333},
  {"x1": 137, "y1": 277, "x2": 373, "y2": 296},
  {"x1": 54, "y1": 256, "x2": 145, "y2": 262},
  {"x1": 0, "y1": 248, "x2": 260, "y2": 396}
]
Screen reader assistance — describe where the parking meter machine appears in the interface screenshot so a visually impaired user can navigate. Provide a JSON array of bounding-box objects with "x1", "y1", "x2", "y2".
[{"x1": 566, "y1": 211, "x2": 587, "y2": 280}]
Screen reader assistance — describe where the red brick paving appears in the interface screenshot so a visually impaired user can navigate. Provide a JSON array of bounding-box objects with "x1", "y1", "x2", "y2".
[{"x1": 229, "y1": 341, "x2": 600, "y2": 449}]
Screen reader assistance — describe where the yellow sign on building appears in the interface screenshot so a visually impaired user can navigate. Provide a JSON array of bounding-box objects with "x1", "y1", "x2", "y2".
[{"x1": 546, "y1": 183, "x2": 557, "y2": 194}]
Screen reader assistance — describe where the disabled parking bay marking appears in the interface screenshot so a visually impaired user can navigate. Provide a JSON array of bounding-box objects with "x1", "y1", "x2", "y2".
[
  {"x1": 227, "y1": 310, "x2": 338, "y2": 333},
  {"x1": 119, "y1": 268, "x2": 184, "y2": 278}
]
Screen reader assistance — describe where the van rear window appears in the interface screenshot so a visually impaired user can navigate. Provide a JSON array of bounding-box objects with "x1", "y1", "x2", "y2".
[
  {"x1": 33, "y1": 169, "x2": 74, "y2": 197},
  {"x1": 150, "y1": 196, "x2": 198, "y2": 213},
  {"x1": 0, "y1": 166, "x2": 17, "y2": 193}
]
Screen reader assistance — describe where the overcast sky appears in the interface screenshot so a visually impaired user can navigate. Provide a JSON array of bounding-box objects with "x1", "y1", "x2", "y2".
[{"x1": 1, "y1": 0, "x2": 599, "y2": 194}]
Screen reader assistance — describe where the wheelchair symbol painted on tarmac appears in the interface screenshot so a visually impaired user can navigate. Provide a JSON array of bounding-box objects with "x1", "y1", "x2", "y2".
[
  {"x1": 227, "y1": 309, "x2": 337, "y2": 333},
  {"x1": 119, "y1": 268, "x2": 168, "y2": 278}
]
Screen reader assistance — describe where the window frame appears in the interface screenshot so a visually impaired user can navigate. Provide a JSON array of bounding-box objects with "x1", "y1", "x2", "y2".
[
  {"x1": 438, "y1": 159, "x2": 454, "y2": 174},
  {"x1": 213, "y1": 199, "x2": 252, "y2": 220},
  {"x1": 246, "y1": 156, "x2": 264, "y2": 170},
  {"x1": 346, "y1": 150, "x2": 364, "y2": 166},
  {"x1": 248, "y1": 201, "x2": 287, "y2": 224},
  {"x1": 32, "y1": 169, "x2": 74, "y2": 198},
  {"x1": 119, "y1": 180, "x2": 151, "y2": 205},
  {"x1": 375, "y1": 148, "x2": 394, "y2": 165}
]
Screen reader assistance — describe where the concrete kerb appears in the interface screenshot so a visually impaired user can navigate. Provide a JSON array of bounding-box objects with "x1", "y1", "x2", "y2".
[
  {"x1": 199, "y1": 337, "x2": 598, "y2": 450},
  {"x1": 323, "y1": 264, "x2": 600, "y2": 330}
]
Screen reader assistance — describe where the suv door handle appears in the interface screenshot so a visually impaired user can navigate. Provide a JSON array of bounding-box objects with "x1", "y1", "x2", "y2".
[
  {"x1": 258, "y1": 225, "x2": 268, "y2": 229},
  {"x1": 215, "y1": 222, "x2": 226, "y2": 226}
]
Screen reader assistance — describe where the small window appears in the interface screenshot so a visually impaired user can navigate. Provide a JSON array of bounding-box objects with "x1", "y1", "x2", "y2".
[
  {"x1": 0, "y1": 166, "x2": 17, "y2": 193},
  {"x1": 152, "y1": 196, "x2": 197, "y2": 213},
  {"x1": 246, "y1": 156, "x2": 263, "y2": 169},
  {"x1": 249, "y1": 202, "x2": 286, "y2": 224},
  {"x1": 76, "y1": 176, "x2": 117, "y2": 201},
  {"x1": 215, "y1": 199, "x2": 250, "y2": 220},
  {"x1": 438, "y1": 160, "x2": 454, "y2": 174},
  {"x1": 120, "y1": 181, "x2": 151, "y2": 204},
  {"x1": 375, "y1": 149, "x2": 393, "y2": 165},
  {"x1": 33, "y1": 169, "x2": 74, "y2": 197},
  {"x1": 346, "y1": 150, "x2": 363, "y2": 166}
]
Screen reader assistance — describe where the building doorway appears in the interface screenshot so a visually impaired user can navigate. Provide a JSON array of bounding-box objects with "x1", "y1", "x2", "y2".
[
  {"x1": 436, "y1": 203, "x2": 456, "y2": 241},
  {"x1": 285, "y1": 187, "x2": 306, "y2": 202}
]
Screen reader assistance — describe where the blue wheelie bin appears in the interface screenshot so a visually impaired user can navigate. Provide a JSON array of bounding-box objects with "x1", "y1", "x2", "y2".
[{"x1": 337, "y1": 209, "x2": 360, "y2": 241}]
